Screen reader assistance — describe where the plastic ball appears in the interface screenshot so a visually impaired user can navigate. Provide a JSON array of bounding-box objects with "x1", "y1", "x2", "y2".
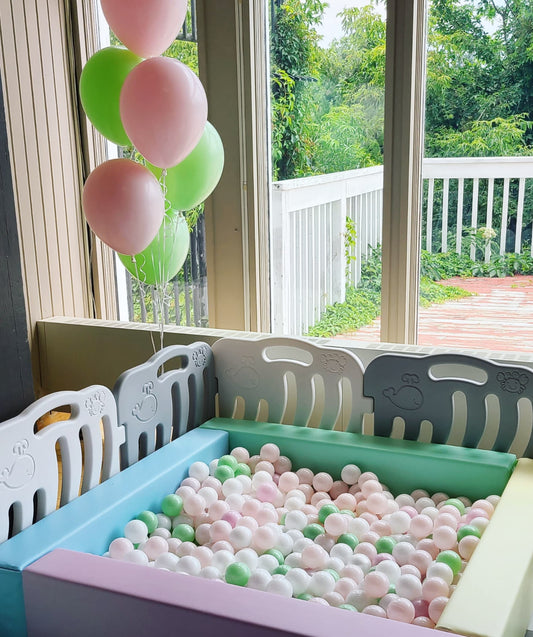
[
  {"x1": 266, "y1": 574, "x2": 293, "y2": 597},
  {"x1": 175, "y1": 555, "x2": 202, "y2": 576},
  {"x1": 136, "y1": 510, "x2": 158, "y2": 534},
  {"x1": 387, "y1": 597, "x2": 415, "y2": 623},
  {"x1": 395, "y1": 574, "x2": 423, "y2": 600},
  {"x1": 123, "y1": 549, "x2": 149, "y2": 565},
  {"x1": 363, "y1": 604, "x2": 387, "y2": 618},
  {"x1": 225, "y1": 561, "x2": 251, "y2": 586},
  {"x1": 109, "y1": 537, "x2": 134, "y2": 560},
  {"x1": 154, "y1": 552, "x2": 179, "y2": 570},
  {"x1": 308, "y1": 571, "x2": 336, "y2": 596},
  {"x1": 363, "y1": 571, "x2": 390, "y2": 598},
  {"x1": 124, "y1": 519, "x2": 148, "y2": 544},
  {"x1": 172, "y1": 524, "x2": 195, "y2": 543},
  {"x1": 161, "y1": 494, "x2": 183, "y2": 518},
  {"x1": 436, "y1": 550, "x2": 462, "y2": 576},
  {"x1": 247, "y1": 569, "x2": 272, "y2": 591},
  {"x1": 141, "y1": 535, "x2": 168, "y2": 561}
]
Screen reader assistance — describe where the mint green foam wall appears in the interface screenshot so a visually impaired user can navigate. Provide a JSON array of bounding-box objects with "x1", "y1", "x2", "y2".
[{"x1": 201, "y1": 419, "x2": 516, "y2": 500}]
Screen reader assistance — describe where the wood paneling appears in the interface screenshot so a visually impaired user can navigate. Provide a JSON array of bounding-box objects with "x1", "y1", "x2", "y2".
[{"x1": 0, "y1": 0, "x2": 117, "y2": 392}]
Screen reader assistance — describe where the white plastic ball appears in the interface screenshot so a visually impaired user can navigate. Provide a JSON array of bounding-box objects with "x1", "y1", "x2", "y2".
[
  {"x1": 211, "y1": 549, "x2": 235, "y2": 572},
  {"x1": 247, "y1": 569, "x2": 272, "y2": 591},
  {"x1": 175, "y1": 555, "x2": 202, "y2": 576},
  {"x1": 341, "y1": 464, "x2": 361, "y2": 485},
  {"x1": 198, "y1": 486, "x2": 219, "y2": 506},
  {"x1": 256, "y1": 553, "x2": 280, "y2": 573},
  {"x1": 156, "y1": 514, "x2": 172, "y2": 531},
  {"x1": 284, "y1": 552, "x2": 302, "y2": 568},
  {"x1": 150, "y1": 528, "x2": 171, "y2": 540},
  {"x1": 266, "y1": 574, "x2": 293, "y2": 597},
  {"x1": 189, "y1": 461, "x2": 210, "y2": 482},
  {"x1": 199, "y1": 566, "x2": 221, "y2": 580},
  {"x1": 285, "y1": 567, "x2": 311, "y2": 595},
  {"x1": 234, "y1": 548, "x2": 259, "y2": 571},
  {"x1": 123, "y1": 549, "x2": 149, "y2": 565},
  {"x1": 154, "y1": 552, "x2": 179, "y2": 570},
  {"x1": 229, "y1": 526, "x2": 253, "y2": 550},
  {"x1": 284, "y1": 510, "x2": 308, "y2": 531},
  {"x1": 124, "y1": 519, "x2": 149, "y2": 544},
  {"x1": 274, "y1": 532, "x2": 294, "y2": 556},
  {"x1": 308, "y1": 571, "x2": 336, "y2": 596},
  {"x1": 330, "y1": 543, "x2": 354, "y2": 563}
]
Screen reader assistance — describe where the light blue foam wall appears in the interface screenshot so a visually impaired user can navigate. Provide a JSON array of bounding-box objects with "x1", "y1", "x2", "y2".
[{"x1": 0, "y1": 428, "x2": 229, "y2": 637}]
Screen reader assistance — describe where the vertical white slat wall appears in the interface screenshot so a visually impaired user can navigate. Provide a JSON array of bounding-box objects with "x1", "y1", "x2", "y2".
[
  {"x1": 0, "y1": 0, "x2": 94, "y2": 388},
  {"x1": 271, "y1": 158, "x2": 533, "y2": 337}
]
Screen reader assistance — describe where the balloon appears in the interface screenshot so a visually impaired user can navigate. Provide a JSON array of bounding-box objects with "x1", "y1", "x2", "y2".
[
  {"x1": 149, "y1": 122, "x2": 224, "y2": 211},
  {"x1": 120, "y1": 57, "x2": 208, "y2": 169},
  {"x1": 79, "y1": 47, "x2": 141, "y2": 147},
  {"x1": 118, "y1": 210, "x2": 190, "y2": 285},
  {"x1": 100, "y1": 0, "x2": 187, "y2": 58},
  {"x1": 82, "y1": 159, "x2": 165, "y2": 256}
]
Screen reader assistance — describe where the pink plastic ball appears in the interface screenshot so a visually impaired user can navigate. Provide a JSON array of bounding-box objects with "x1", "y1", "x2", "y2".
[
  {"x1": 362, "y1": 605, "x2": 387, "y2": 618},
  {"x1": 255, "y1": 461, "x2": 275, "y2": 476},
  {"x1": 324, "y1": 513, "x2": 348, "y2": 537},
  {"x1": 230, "y1": 446, "x2": 250, "y2": 463},
  {"x1": 422, "y1": 576, "x2": 450, "y2": 602},
  {"x1": 301, "y1": 544, "x2": 329, "y2": 569},
  {"x1": 208, "y1": 500, "x2": 230, "y2": 521},
  {"x1": 458, "y1": 534, "x2": 479, "y2": 560},
  {"x1": 330, "y1": 480, "x2": 349, "y2": 499},
  {"x1": 277, "y1": 471, "x2": 299, "y2": 493},
  {"x1": 335, "y1": 493, "x2": 357, "y2": 511},
  {"x1": 416, "y1": 539, "x2": 440, "y2": 559},
  {"x1": 260, "y1": 443, "x2": 280, "y2": 463},
  {"x1": 433, "y1": 525, "x2": 458, "y2": 550},
  {"x1": 409, "y1": 514, "x2": 434, "y2": 539},
  {"x1": 221, "y1": 511, "x2": 241, "y2": 528},
  {"x1": 253, "y1": 526, "x2": 278, "y2": 551},
  {"x1": 413, "y1": 616, "x2": 436, "y2": 628},
  {"x1": 387, "y1": 597, "x2": 415, "y2": 623},
  {"x1": 363, "y1": 571, "x2": 390, "y2": 598},
  {"x1": 109, "y1": 537, "x2": 134, "y2": 560},
  {"x1": 209, "y1": 519, "x2": 232, "y2": 542},
  {"x1": 409, "y1": 549, "x2": 433, "y2": 576},
  {"x1": 360, "y1": 479, "x2": 383, "y2": 498},
  {"x1": 312, "y1": 472, "x2": 334, "y2": 493},
  {"x1": 428, "y1": 595, "x2": 449, "y2": 623},
  {"x1": 274, "y1": 456, "x2": 292, "y2": 474},
  {"x1": 366, "y1": 492, "x2": 389, "y2": 515},
  {"x1": 296, "y1": 468, "x2": 314, "y2": 484},
  {"x1": 195, "y1": 523, "x2": 211, "y2": 545},
  {"x1": 412, "y1": 598, "x2": 429, "y2": 618},
  {"x1": 256, "y1": 482, "x2": 278, "y2": 503},
  {"x1": 340, "y1": 564, "x2": 365, "y2": 584}
]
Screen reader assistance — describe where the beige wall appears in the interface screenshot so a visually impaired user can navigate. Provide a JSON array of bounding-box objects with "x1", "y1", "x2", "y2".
[{"x1": 0, "y1": 0, "x2": 115, "y2": 392}]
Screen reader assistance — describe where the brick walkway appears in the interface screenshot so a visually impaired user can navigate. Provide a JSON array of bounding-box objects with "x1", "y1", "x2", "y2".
[{"x1": 339, "y1": 275, "x2": 533, "y2": 354}]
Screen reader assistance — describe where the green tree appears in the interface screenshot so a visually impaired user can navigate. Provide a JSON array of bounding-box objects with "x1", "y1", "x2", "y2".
[{"x1": 270, "y1": 0, "x2": 326, "y2": 180}]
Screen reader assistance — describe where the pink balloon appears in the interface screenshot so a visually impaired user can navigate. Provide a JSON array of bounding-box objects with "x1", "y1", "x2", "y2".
[
  {"x1": 82, "y1": 159, "x2": 164, "y2": 256},
  {"x1": 100, "y1": 0, "x2": 187, "y2": 58},
  {"x1": 120, "y1": 57, "x2": 208, "y2": 169}
]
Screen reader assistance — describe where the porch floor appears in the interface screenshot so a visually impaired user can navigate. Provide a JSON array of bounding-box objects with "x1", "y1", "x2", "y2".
[{"x1": 339, "y1": 275, "x2": 533, "y2": 355}]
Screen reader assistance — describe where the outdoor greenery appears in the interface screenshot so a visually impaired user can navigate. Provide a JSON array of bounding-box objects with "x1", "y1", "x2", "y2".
[
  {"x1": 271, "y1": 0, "x2": 533, "y2": 337},
  {"x1": 307, "y1": 245, "x2": 474, "y2": 338},
  {"x1": 270, "y1": 0, "x2": 533, "y2": 180}
]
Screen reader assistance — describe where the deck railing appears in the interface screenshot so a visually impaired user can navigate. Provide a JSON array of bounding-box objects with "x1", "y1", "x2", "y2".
[{"x1": 271, "y1": 157, "x2": 533, "y2": 335}]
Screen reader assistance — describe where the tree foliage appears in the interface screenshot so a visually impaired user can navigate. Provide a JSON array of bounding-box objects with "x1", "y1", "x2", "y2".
[{"x1": 270, "y1": 0, "x2": 533, "y2": 180}]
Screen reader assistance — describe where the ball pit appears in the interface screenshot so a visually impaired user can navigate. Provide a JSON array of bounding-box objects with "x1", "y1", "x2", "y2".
[{"x1": 105, "y1": 442, "x2": 497, "y2": 629}]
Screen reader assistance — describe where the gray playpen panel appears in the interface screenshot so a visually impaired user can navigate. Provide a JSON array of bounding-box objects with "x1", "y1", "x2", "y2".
[
  {"x1": 113, "y1": 342, "x2": 216, "y2": 468},
  {"x1": 364, "y1": 353, "x2": 533, "y2": 457}
]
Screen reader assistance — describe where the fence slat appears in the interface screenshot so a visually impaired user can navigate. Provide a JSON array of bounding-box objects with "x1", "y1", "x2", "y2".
[{"x1": 500, "y1": 178, "x2": 510, "y2": 255}]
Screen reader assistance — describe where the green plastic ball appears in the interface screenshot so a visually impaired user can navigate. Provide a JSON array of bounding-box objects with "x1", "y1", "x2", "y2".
[
  {"x1": 161, "y1": 494, "x2": 183, "y2": 518},
  {"x1": 339, "y1": 604, "x2": 358, "y2": 611},
  {"x1": 234, "y1": 462, "x2": 252, "y2": 477},
  {"x1": 457, "y1": 525, "x2": 481, "y2": 541},
  {"x1": 172, "y1": 523, "x2": 195, "y2": 543},
  {"x1": 436, "y1": 549, "x2": 462, "y2": 576},
  {"x1": 273, "y1": 565, "x2": 291, "y2": 576},
  {"x1": 136, "y1": 510, "x2": 158, "y2": 534},
  {"x1": 225, "y1": 562, "x2": 251, "y2": 586},
  {"x1": 337, "y1": 533, "x2": 359, "y2": 550},
  {"x1": 297, "y1": 593, "x2": 313, "y2": 601},
  {"x1": 339, "y1": 509, "x2": 356, "y2": 517},
  {"x1": 218, "y1": 454, "x2": 239, "y2": 469},
  {"x1": 375, "y1": 536, "x2": 397, "y2": 554},
  {"x1": 303, "y1": 523, "x2": 326, "y2": 540},
  {"x1": 214, "y1": 464, "x2": 235, "y2": 483},
  {"x1": 318, "y1": 503, "x2": 339, "y2": 524},
  {"x1": 444, "y1": 498, "x2": 466, "y2": 515},
  {"x1": 265, "y1": 549, "x2": 284, "y2": 565}
]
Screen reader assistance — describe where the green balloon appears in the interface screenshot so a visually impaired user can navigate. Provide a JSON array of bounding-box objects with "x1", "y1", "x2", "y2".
[
  {"x1": 80, "y1": 46, "x2": 141, "y2": 147},
  {"x1": 118, "y1": 210, "x2": 190, "y2": 285},
  {"x1": 149, "y1": 121, "x2": 224, "y2": 211}
]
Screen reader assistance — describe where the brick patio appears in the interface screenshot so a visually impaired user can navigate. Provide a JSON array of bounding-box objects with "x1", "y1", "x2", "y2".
[{"x1": 339, "y1": 275, "x2": 533, "y2": 354}]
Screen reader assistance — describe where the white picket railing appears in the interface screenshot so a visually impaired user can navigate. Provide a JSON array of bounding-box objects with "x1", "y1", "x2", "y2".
[{"x1": 270, "y1": 157, "x2": 533, "y2": 335}]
